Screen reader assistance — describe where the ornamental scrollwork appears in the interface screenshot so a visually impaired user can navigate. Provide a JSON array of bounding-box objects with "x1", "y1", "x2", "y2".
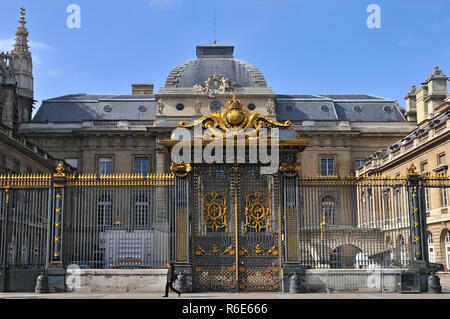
[
  {"x1": 279, "y1": 162, "x2": 302, "y2": 177},
  {"x1": 201, "y1": 190, "x2": 230, "y2": 233},
  {"x1": 193, "y1": 73, "x2": 235, "y2": 98},
  {"x1": 170, "y1": 162, "x2": 192, "y2": 178},
  {"x1": 243, "y1": 191, "x2": 273, "y2": 234},
  {"x1": 177, "y1": 95, "x2": 293, "y2": 135}
]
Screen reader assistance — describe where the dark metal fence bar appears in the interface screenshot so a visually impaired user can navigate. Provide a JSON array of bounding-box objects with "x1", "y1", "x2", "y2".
[
  {"x1": 0, "y1": 174, "x2": 52, "y2": 271},
  {"x1": 298, "y1": 175, "x2": 412, "y2": 269},
  {"x1": 61, "y1": 173, "x2": 175, "y2": 269}
]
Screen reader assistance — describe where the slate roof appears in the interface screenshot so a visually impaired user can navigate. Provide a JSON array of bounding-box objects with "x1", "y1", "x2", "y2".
[
  {"x1": 32, "y1": 94, "x2": 157, "y2": 122},
  {"x1": 276, "y1": 95, "x2": 406, "y2": 122},
  {"x1": 164, "y1": 44, "x2": 267, "y2": 88}
]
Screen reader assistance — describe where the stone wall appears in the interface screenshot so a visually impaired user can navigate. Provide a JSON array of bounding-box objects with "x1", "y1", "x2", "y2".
[{"x1": 66, "y1": 269, "x2": 167, "y2": 293}]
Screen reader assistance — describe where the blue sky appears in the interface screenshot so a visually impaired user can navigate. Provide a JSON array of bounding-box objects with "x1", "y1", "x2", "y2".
[{"x1": 0, "y1": 0, "x2": 449, "y2": 116}]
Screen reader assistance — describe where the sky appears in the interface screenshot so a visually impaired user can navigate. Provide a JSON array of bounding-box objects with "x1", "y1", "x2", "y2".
[{"x1": 0, "y1": 0, "x2": 449, "y2": 116}]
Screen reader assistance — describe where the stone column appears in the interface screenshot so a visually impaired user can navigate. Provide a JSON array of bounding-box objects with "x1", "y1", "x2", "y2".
[{"x1": 154, "y1": 138, "x2": 169, "y2": 266}]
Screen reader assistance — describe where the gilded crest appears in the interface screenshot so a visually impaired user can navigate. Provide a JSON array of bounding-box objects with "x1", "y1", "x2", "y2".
[
  {"x1": 177, "y1": 95, "x2": 293, "y2": 135},
  {"x1": 170, "y1": 162, "x2": 192, "y2": 178}
]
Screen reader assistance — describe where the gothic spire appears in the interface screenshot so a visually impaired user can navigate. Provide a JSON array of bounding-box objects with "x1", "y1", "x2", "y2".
[{"x1": 12, "y1": 7, "x2": 30, "y2": 55}]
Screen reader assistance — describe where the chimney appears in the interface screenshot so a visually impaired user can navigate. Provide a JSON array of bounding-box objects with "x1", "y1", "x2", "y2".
[
  {"x1": 404, "y1": 85, "x2": 417, "y2": 123},
  {"x1": 131, "y1": 83, "x2": 154, "y2": 95}
]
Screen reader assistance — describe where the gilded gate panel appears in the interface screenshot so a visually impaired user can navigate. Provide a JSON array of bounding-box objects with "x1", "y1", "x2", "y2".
[{"x1": 192, "y1": 165, "x2": 281, "y2": 292}]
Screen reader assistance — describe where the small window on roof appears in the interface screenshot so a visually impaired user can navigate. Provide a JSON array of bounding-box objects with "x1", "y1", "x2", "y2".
[
  {"x1": 383, "y1": 105, "x2": 393, "y2": 113},
  {"x1": 353, "y1": 105, "x2": 362, "y2": 113},
  {"x1": 320, "y1": 105, "x2": 329, "y2": 112},
  {"x1": 138, "y1": 105, "x2": 147, "y2": 112},
  {"x1": 285, "y1": 105, "x2": 293, "y2": 112},
  {"x1": 103, "y1": 105, "x2": 112, "y2": 112}
]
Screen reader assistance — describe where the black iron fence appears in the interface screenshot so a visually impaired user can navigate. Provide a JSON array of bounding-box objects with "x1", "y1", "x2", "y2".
[
  {"x1": 61, "y1": 174, "x2": 175, "y2": 269},
  {"x1": 0, "y1": 166, "x2": 448, "y2": 281}
]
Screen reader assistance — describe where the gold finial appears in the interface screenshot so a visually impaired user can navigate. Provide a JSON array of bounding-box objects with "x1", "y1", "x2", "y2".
[
  {"x1": 407, "y1": 163, "x2": 419, "y2": 176},
  {"x1": 54, "y1": 163, "x2": 66, "y2": 177}
]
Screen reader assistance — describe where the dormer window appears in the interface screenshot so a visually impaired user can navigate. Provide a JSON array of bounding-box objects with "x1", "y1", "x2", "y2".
[
  {"x1": 383, "y1": 105, "x2": 393, "y2": 113},
  {"x1": 209, "y1": 101, "x2": 222, "y2": 112},
  {"x1": 353, "y1": 105, "x2": 362, "y2": 113},
  {"x1": 103, "y1": 105, "x2": 112, "y2": 112},
  {"x1": 320, "y1": 105, "x2": 329, "y2": 112}
]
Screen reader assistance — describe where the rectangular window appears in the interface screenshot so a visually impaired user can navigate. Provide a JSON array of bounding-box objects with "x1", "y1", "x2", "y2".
[
  {"x1": 355, "y1": 159, "x2": 365, "y2": 170},
  {"x1": 98, "y1": 157, "x2": 112, "y2": 176},
  {"x1": 442, "y1": 188, "x2": 448, "y2": 208},
  {"x1": 321, "y1": 157, "x2": 335, "y2": 176},
  {"x1": 425, "y1": 188, "x2": 431, "y2": 212},
  {"x1": 420, "y1": 161, "x2": 428, "y2": 173},
  {"x1": 437, "y1": 153, "x2": 446, "y2": 166},
  {"x1": 0, "y1": 154, "x2": 5, "y2": 169},
  {"x1": 65, "y1": 158, "x2": 78, "y2": 170},
  {"x1": 134, "y1": 158, "x2": 149, "y2": 176},
  {"x1": 13, "y1": 159, "x2": 20, "y2": 174}
]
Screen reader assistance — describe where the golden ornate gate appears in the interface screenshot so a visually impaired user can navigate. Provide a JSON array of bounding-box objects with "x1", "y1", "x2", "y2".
[{"x1": 192, "y1": 165, "x2": 281, "y2": 292}]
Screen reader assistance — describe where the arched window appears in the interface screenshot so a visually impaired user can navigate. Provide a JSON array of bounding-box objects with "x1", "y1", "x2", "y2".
[
  {"x1": 444, "y1": 230, "x2": 450, "y2": 270},
  {"x1": 135, "y1": 194, "x2": 149, "y2": 227},
  {"x1": 321, "y1": 195, "x2": 336, "y2": 226},
  {"x1": 97, "y1": 194, "x2": 112, "y2": 226}
]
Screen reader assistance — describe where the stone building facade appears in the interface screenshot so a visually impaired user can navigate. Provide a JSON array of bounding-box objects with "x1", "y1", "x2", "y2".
[
  {"x1": 18, "y1": 42, "x2": 416, "y2": 179},
  {"x1": 357, "y1": 67, "x2": 450, "y2": 269},
  {"x1": 0, "y1": 8, "x2": 64, "y2": 174}
]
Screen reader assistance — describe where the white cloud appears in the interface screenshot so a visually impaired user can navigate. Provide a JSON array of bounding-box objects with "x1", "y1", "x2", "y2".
[
  {"x1": 29, "y1": 41, "x2": 53, "y2": 50},
  {"x1": 0, "y1": 38, "x2": 14, "y2": 52},
  {"x1": 0, "y1": 38, "x2": 52, "y2": 52},
  {"x1": 46, "y1": 69, "x2": 65, "y2": 77}
]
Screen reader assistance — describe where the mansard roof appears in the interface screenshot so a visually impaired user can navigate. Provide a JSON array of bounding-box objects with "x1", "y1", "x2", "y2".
[
  {"x1": 275, "y1": 94, "x2": 406, "y2": 122},
  {"x1": 32, "y1": 94, "x2": 157, "y2": 122}
]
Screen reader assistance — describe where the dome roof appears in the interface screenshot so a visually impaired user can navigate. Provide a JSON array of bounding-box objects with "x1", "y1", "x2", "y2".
[{"x1": 164, "y1": 44, "x2": 267, "y2": 88}]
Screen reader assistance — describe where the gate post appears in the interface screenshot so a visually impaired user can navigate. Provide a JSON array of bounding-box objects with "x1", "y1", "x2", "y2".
[
  {"x1": 171, "y1": 162, "x2": 192, "y2": 292},
  {"x1": 0, "y1": 182, "x2": 12, "y2": 292},
  {"x1": 406, "y1": 163, "x2": 430, "y2": 292},
  {"x1": 279, "y1": 162, "x2": 304, "y2": 292},
  {"x1": 47, "y1": 164, "x2": 67, "y2": 292},
  {"x1": 406, "y1": 163, "x2": 428, "y2": 263}
]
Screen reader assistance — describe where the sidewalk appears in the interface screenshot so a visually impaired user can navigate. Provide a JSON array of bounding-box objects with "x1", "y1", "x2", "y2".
[{"x1": 0, "y1": 292, "x2": 449, "y2": 299}]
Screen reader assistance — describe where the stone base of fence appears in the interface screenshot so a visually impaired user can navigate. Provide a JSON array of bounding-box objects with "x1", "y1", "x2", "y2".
[
  {"x1": 65, "y1": 269, "x2": 167, "y2": 293},
  {"x1": 63, "y1": 268, "x2": 411, "y2": 293},
  {"x1": 437, "y1": 272, "x2": 450, "y2": 292},
  {"x1": 302, "y1": 269, "x2": 407, "y2": 293}
]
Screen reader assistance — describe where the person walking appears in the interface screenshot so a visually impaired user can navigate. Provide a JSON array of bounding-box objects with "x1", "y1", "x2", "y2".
[{"x1": 163, "y1": 261, "x2": 181, "y2": 297}]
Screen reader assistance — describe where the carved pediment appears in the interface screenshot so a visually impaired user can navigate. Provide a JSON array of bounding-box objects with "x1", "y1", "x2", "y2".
[
  {"x1": 194, "y1": 73, "x2": 235, "y2": 98},
  {"x1": 177, "y1": 95, "x2": 293, "y2": 135}
]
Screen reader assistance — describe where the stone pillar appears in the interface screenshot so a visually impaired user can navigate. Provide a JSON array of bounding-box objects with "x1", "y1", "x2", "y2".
[{"x1": 154, "y1": 139, "x2": 169, "y2": 266}]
